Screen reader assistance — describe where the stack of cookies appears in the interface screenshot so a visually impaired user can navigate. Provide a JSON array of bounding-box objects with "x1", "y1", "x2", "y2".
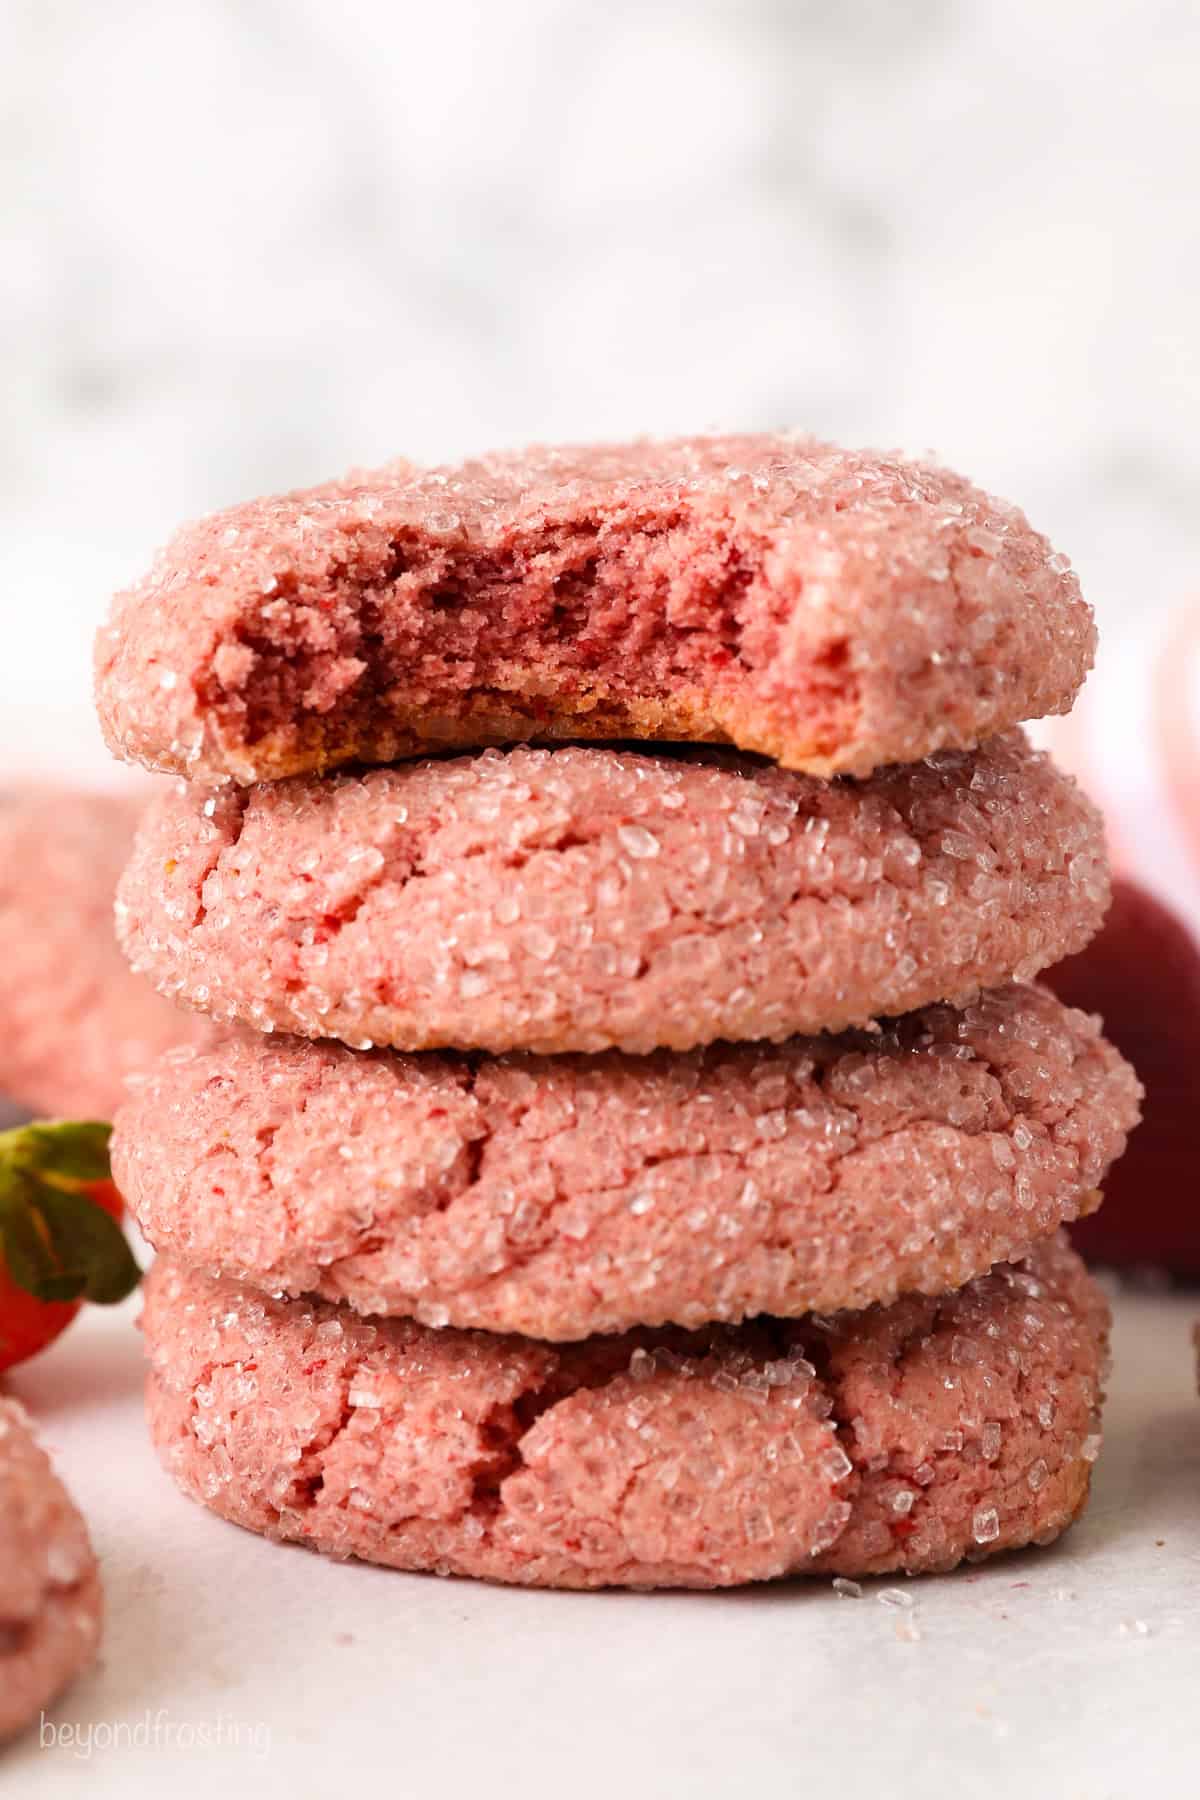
[{"x1": 97, "y1": 436, "x2": 1140, "y2": 1589}]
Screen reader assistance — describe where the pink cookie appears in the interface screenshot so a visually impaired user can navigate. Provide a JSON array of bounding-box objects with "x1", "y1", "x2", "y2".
[
  {"x1": 0, "y1": 789, "x2": 209, "y2": 1118},
  {"x1": 0, "y1": 1399, "x2": 102, "y2": 1740},
  {"x1": 95, "y1": 434, "x2": 1094, "y2": 785},
  {"x1": 115, "y1": 736, "x2": 1108, "y2": 1053},
  {"x1": 142, "y1": 1234, "x2": 1107, "y2": 1590},
  {"x1": 112, "y1": 985, "x2": 1139, "y2": 1340}
]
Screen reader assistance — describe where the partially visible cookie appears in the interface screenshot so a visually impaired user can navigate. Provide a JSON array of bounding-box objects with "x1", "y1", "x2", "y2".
[
  {"x1": 95, "y1": 434, "x2": 1095, "y2": 785},
  {"x1": 142, "y1": 1234, "x2": 1107, "y2": 1590},
  {"x1": 0, "y1": 1399, "x2": 102, "y2": 1740},
  {"x1": 114, "y1": 985, "x2": 1138, "y2": 1339},
  {"x1": 116, "y1": 736, "x2": 1109, "y2": 1053},
  {"x1": 0, "y1": 789, "x2": 209, "y2": 1118}
]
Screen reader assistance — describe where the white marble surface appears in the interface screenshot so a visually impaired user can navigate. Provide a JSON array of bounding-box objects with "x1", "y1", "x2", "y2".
[
  {"x1": 2, "y1": 0, "x2": 1199, "y2": 780},
  {"x1": 6, "y1": 1282, "x2": 1200, "y2": 1797}
]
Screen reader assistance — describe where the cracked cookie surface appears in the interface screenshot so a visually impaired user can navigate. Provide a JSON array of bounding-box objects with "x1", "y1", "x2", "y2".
[
  {"x1": 113, "y1": 985, "x2": 1139, "y2": 1340},
  {"x1": 115, "y1": 736, "x2": 1108, "y2": 1054},
  {"x1": 142, "y1": 1235, "x2": 1107, "y2": 1589}
]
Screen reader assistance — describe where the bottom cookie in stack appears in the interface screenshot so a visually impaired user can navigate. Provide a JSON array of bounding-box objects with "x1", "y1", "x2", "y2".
[{"x1": 142, "y1": 1235, "x2": 1107, "y2": 1590}]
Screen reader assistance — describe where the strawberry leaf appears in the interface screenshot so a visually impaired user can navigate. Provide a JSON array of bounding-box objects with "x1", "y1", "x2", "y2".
[
  {"x1": 1, "y1": 1120, "x2": 113, "y2": 1184},
  {"x1": 0, "y1": 1182, "x2": 85, "y2": 1303},
  {"x1": 28, "y1": 1186, "x2": 141, "y2": 1304},
  {"x1": 0, "y1": 1119, "x2": 138, "y2": 1306}
]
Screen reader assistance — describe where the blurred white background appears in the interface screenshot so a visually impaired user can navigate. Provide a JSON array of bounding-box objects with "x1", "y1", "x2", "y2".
[{"x1": 2, "y1": 0, "x2": 1198, "y2": 781}]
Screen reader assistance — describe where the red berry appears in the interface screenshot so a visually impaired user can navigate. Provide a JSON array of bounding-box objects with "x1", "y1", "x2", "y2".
[
  {"x1": 0, "y1": 1121, "x2": 138, "y2": 1373},
  {"x1": 0, "y1": 1276, "x2": 82, "y2": 1374},
  {"x1": 1044, "y1": 878, "x2": 1200, "y2": 1271}
]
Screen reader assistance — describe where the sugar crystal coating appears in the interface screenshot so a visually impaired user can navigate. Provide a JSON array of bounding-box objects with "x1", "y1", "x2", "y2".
[
  {"x1": 813, "y1": 1235, "x2": 1109, "y2": 1579},
  {"x1": 142, "y1": 1235, "x2": 1107, "y2": 1589},
  {"x1": 115, "y1": 736, "x2": 1110, "y2": 1053},
  {"x1": 0, "y1": 1398, "x2": 102, "y2": 1740},
  {"x1": 94, "y1": 434, "x2": 1095, "y2": 784},
  {"x1": 0, "y1": 787, "x2": 211, "y2": 1116},
  {"x1": 112, "y1": 985, "x2": 1139, "y2": 1340}
]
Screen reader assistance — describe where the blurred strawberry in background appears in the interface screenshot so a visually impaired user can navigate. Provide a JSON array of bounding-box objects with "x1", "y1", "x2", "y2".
[
  {"x1": 1046, "y1": 880, "x2": 1200, "y2": 1272},
  {"x1": 1042, "y1": 605, "x2": 1200, "y2": 1274}
]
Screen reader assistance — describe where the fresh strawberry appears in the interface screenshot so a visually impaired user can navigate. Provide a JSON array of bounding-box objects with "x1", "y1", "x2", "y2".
[
  {"x1": 1044, "y1": 878, "x2": 1200, "y2": 1272},
  {"x1": 0, "y1": 1120, "x2": 139, "y2": 1372}
]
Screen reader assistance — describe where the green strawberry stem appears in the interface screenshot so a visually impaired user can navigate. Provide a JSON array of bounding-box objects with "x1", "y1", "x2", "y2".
[{"x1": 0, "y1": 1120, "x2": 140, "y2": 1305}]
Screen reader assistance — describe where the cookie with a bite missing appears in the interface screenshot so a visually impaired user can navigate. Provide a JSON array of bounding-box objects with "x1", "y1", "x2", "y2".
[{"x1": 95, "y1": 434, "x2": 1095, "y2": 785}]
